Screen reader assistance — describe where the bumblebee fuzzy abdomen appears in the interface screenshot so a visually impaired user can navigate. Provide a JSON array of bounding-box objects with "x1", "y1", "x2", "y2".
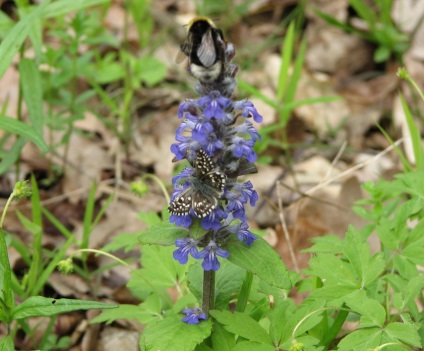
[{"x1": 189, "y1": 61, "x2": 223, "y2": 82}]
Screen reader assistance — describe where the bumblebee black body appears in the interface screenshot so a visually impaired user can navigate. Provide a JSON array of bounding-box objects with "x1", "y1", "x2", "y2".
[{"x1": 177, "y1": 17, "x2": 226, "y2": 83}]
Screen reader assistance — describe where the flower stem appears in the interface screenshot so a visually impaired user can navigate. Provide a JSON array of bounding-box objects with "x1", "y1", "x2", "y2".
[{"x1": 202, "y1": 269, "x2": 215, "y2": 316}]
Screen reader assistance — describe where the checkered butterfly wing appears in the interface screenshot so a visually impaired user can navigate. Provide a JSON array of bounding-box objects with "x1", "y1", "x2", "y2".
[{"x1": 169, "y1": 150, "x2": 226, "y2": 218}]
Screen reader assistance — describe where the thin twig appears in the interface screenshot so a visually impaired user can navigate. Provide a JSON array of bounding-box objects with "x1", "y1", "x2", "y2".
[{"x1": 276, "y1": 182, "x2": 299, "y2": 273}]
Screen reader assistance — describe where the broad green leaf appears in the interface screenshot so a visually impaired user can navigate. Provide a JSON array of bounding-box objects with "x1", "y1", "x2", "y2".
[
  {"x1": 342, "y1": 228, "x2": 385, "y2": 286},
  {"x1": 384, "y1": 322, "x2": 421, "y2": 348},
  {"x1": 232, "y1": 341, "x2": 275, "y2": 351},
  {"x1": 103, "y1": 233, "x2": 140, "y2": 252},
  {"x1": 307, "y1": 253, "x2": 357, "y2": 287},
  {"x1": 210, "y1": 310, "x2": 271, "y2": 344},
  {"x1": 91, "y1": 295, "x2": 162, "y2": 325},
  {"x1": 226, "y1": 236, "x2": 291, "y2": 289},
  {"x1": 0, "y1": 336, "x2": 14, "y2": 351},
  {"x1": 136, "y1": 245, "x2": 188, "y2": 291},
  {"x1": 187, "y1": 261, "x2": 245, "y2": 310},
  {"x1": 0, "y1": 116, "x2": 48, "y2": 152},
  {"x1": 135, "y1": 56, "x2": 167, "y2": 86},
  {"x1": 138, "y1": 212, "x2": 162, "y2": 227},
  {"x1": 139, "y1": 221, "x2": 188, "y2": 246},
  {"x1": 344, "y1": 291, "x2": 386, "y2": 327},
  {"x1": 337, "y1": 327, "x2": 382, "y2": 351},
  {"x1": 211, "y1": 322, "x2": 235, "y2": 351},
  {"x1": 302, "y1": 235, "x2": 343, "y2": 254},
  {"x1": 140, "y1": 315, "x2": 212, "y2": 351},
  {"x1": 308, "y1": 285, "x2": 357, "y2": 306},
  {"x1": 400, "y1": 276, "x2": 424, "y2": 311},
  {"x1": 12, "y1": 297, "x2": 117, "y2": 319}
]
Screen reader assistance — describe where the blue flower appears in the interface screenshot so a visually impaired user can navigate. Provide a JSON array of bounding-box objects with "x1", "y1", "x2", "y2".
[
  {"x1": 230, "y1": 222, "x2": 257, "y2": 246},
  {"x1": 197, "y1": 240, "x2": 230, "y2": 271},
  {"x1": 198, "y1": 91, "x2": 231, "y2": 120},
  {"x1": 182, "y1": 308, "x2": 207, "y2": 324},
  {"x1": 170, "y1": 213, "x2": 192, "y2": 228},
  {"x1": 234, "y1": 100, "x2": 263, "y2": 123},
  {"x1": 173, "y1": 238, "x2": 200, "y2": 264},
  {"x1": 201, "y1": 207, "x2": 228, "y2": 231},
  {"x1": 228, "y1": 137, "x2": 257, "y2": 162}
]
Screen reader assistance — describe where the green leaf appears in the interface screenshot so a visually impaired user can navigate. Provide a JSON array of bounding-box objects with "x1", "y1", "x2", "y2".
[
  {"x1": 342, "y1": 228, "x2": 385, "y2": 286},
  {"x1": 91, "y1": 295, "x2": 162, "y2": 325},
  {"x1": 384, "y1": 322, "x2": 421, "y2": 348},
  {"x1": 226, "y1": 236, "x2": 291, "y2": 289},
  {"x1": 400, "y1": 94, "x2": 424, "y2": 170},
  {"x1": 302, "y1": 235, "x2": 343, "y2": 254},
  {"x1": 0, "y1": 1, "x2": 49, "y2": 80},
  {"x1": 19, "y1": 58, "x2": 43, "y2": 136},
  {"x1": 232, "y1": 341, "x2": 275, "y2": 351},
  {"x1": 0, "y1": 229, "x2": 14, "y2": 315},
  {"x1": 307, "y1": 253, "x2": 357, "y2": 287},
  {"x1": 337, "y1": 327, "x2": 382, "y2": 351},
  {"x1": 135, "y1": 56, "x2": 167, "y2": 86},
  {"x1": 211, "y1": 322, "x2": 235, "y2": 351},
  {"x1": 344, "y1": 291, "x2": 386, "y2": 327},
  {"x1": 12, "y1": 297, "x2": 117, "y2": 319},
  {"x1": 0, "y1": 137, "x2": 27, "y2": 175},
  {"x1": 138, "y1": 212, "x2": 162, "y2": 227},
  {"x1": 210, "y1": 310, "x2": 271, "y2": 344},
  {"x1": 140, "y1": 315, "x2": 212, "y2": 351},
  {"x1": 42, "y1": 0, "x2": 111, "y2": 18},
  {"x1": 139, "y1": 221, "x2": 188, "y2": 246},
  {"x1": 103, "y1": 232, "x2": 140, "y2": 252},
  {"x1": 0, "y1": 116, "x2": 48, "y2": 152},
  {"x1": 136, "y1": 245, "x2": 188, "y2": 291},
  {"x1": 0, "y1": 336, "x2": 14, "y2": 351},
  {"x1": 187, "y1": 261, "x2": 245, "y2": 310}
]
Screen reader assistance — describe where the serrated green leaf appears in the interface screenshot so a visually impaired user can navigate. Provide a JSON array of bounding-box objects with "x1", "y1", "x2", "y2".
[
  {"x1": 308, "y1": 285, "x2": 357, "y2": 306},
  {"x1": 226, "y1": 237, "x2": 291, "y2": 289},
  {"x1": 210, "y1": 310, "x2": 271, "y2": 344},
  {"x1": 344, "y1": 291, "x2": 386, "y2": 327},
  {"x1": 302, "y1": 235, "x2": 343, "y2": 254},
  {"x1": 337, "y1": 327, "x2": 382, "y2": 351},
  {"x1": 138, "y1": 221, "x2": 188, "y2": 246},
  {"x1": 401, "y1": 276, "x2": 424, "y2": 311},
  {"x1": 137, "y1": 245, "x2": 188, "y2": 291},
  {"x1": 307, "y1": 253, "x2": 357, "y2": 287},
  {"x1": 232, "y1": 341, "x2": 275, "y2": 351},
  {"x1": 0, "y1": 116, "x2": 47, "y2": 152},
  {"x1": 384, "y1": 322, "x2": 421, "y2": 347},
  {"x1": 12, "y1": 297, "x2": 117, "y2": 319},
  {"x1": 135, "y1": 56, "x2": 167, "y2": 86},
  {"x1": 140, "y1": 315, "x2": 212, "y2": 351},
  {"x1": 342, "y1": 228, "x2": 385, "y2": 286}
]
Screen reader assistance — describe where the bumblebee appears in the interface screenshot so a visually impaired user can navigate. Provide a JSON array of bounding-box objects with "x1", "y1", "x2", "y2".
[{"x1": 176, "y1": 17, "x2": 226, "y2": 83}]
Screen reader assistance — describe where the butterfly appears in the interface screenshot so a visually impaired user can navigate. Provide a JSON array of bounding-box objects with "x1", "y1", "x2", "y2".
[{"x1": 169, "y1": 149, "x2": 226, "y2": 218}]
